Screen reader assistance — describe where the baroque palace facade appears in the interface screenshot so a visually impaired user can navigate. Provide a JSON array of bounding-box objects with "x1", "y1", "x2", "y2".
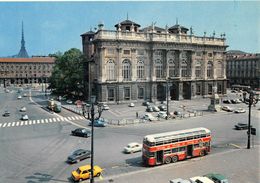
[{"x1": 81, "y1": 19, "x2": 228, "y2": 103}]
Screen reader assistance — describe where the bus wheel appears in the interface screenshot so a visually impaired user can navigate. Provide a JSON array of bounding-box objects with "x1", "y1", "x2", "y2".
[
  {"x1": 172, "y1": 155, "x2": 178, "y2": 163},
  {"x1": 164, "y1": 156, "x2": 171, "y2": 164},
  {"x1": 200, "y1": 150, "x2": 205, "y2": 156}
]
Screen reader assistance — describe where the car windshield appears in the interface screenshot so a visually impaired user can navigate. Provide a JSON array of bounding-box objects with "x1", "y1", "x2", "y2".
[
  {"x1": 82, "y1": 129, "x2": 89, "y2": 133},
  {"x1": 76, "y1": 168, "x2": 81, "y2": 174}
]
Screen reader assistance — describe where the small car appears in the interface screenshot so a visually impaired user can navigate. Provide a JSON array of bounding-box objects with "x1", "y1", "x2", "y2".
[
  {"x1": 152, "y1": 106, "x2": 160, "y2": 112},
  {"x1": 66, "y1": 100, "x2": 73, "y2": 104},
  {"x1": 223, "y1": 99, "x2": 232, "y2": 104},
  {"x1": 67, "y1": 149, "x2": 91, "y2": 164},
  {"x1": 17, "y1": 95, "x2": 22, "y2": 99},
  {"x1": 23, "y1": 93, "x2": 27, "y2": 97},
  {"x1": 158, "y1": 111, "x2": 167, "y2": 119},
  {"x1": 102, "y1": 104, "x2": 110, "y2": 110},
  {"x1": 159, "y1": 105, "x2": 167, "y2": 111},
  {"x1": 234, "y1": 108, "x2": 246, "y2": 113},
  {"x1": 71, "y1": 128, "x2": 91, "y2": 138},
  {"x1": 146, "y1": 106, "x2": 153, "y2": 112},
  {"x1": 234, "y1": 123, "x2": 251, "y2": 130},
  {"x1": 143, "y1": 113, "x2": 158, "y2": 121},
  {"x1": 204, "y1": 173, "x2": 229, "y2": 183},
  {"x1": 21, "y1": 114, "x2": 29, "y2": 120},
  {"x1": 124, "y1": 142, "x2": 142, "y2": 153},
  {"x1": 221, "y1": 106, "x2": 233, "y2": 112},
  {"x1": 2, "y1": 110, "x2": 10, "y2": 117},
  {"x1": 71, "y1": 165, "x2": 102, "y2": 182},
  {"x1": 20, "y1": 106, "x2": 27, "y2": 112},
  {"x1": 142, "y1": 101, "x2": 150, "y2": 106},
  {"x1": 89, "y1": 118, "x2": 107, "y2": 127},
  {"x1": 128, "y1": 103, "x2": 135, "y2": 107},
  {"x1": 169, "y1": 178, "x2": 191, "y2": 183},
  {"x1": 190, "y1": 176, "x2": 214, "y2": 183}
]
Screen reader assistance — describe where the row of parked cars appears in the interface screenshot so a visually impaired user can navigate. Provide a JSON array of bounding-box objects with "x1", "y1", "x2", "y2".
[
  {"x1": 221, "y1": 106, "x2": 246, "y2": 113},
  {"x1": 170, "y1": 173, "x2": 228, "y2": 183}
]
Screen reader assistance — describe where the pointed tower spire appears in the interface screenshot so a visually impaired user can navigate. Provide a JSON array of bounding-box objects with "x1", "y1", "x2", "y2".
[{"x1": 17, "y1": 21, "x2": 29, "y2": 58}]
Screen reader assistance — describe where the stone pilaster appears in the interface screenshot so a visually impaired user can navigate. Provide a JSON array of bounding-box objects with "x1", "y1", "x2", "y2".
[{"x1": 190, "y1": 51, "x2": 196, "y2": 79}]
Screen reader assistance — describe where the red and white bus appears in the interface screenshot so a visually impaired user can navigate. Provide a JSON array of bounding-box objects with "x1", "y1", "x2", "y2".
[{"x1": 142, "y1": 127, "x2": 211, "y2": 166}]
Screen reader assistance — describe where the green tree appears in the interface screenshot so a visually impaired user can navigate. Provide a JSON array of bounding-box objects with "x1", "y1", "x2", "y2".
[{"x1": 49, "y1": 48, "x2": 85, "y2": 99}]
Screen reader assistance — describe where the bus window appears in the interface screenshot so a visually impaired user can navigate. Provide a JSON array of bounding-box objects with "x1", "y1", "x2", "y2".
[
  {"x1": 164, "y1": 149, "x2": 171, "y2": 155},
  {"x1": 194, "y1": 144, "x2": 200, "y2": 148},
  {"x1": 179, "y1": 147, "x2": 186, "y2": 151},
  {"x1": 172, "y1": 148, "x2": 178, "y2": 153}
]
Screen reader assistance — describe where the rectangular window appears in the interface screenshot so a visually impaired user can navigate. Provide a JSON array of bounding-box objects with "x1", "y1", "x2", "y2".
[
  {"x1": 196, "y1": 84, "x2": 201, "y2": 95},
  {"x1": 179, "y1": 147, "x2": 186, "y2": 152},
  {"x1": 123, "y1": 50, "x2": 130, "y2": 55},
  {"x1": 137, "y1": 49, "x2": 145, "y2": 55},
  {"x1": 208, "y1": 53, "x2": 213, "y2": 57},
  {"x1": 124, "y1": 87, "x2": 130, "y2": 100},
  {"x1": 208, "y1": 84, "x2": 213, "y2": 94},
  {"x1": 108, "y1": 88, "x2": 115, "y2": 101},
  {"x1": 164, "y1": 149, "x2": 171, "y2": 155}
]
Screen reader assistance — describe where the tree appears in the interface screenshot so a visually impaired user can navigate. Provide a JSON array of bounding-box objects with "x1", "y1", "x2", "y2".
[{"x1": 49, "y1": 48, "x2": 85, "y2": 99}]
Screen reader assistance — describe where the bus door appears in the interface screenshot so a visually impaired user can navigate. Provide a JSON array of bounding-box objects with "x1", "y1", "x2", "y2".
[
  {"x1": 156, "y1": 150, "x2": 163, "y2": 164},
  {"x1": 187, "y1": 145, "x2": 193, "y2": 157}
]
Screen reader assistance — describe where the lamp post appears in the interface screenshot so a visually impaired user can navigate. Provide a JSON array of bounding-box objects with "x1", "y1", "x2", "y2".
[
  {"x1": 242, "y1": 90, "x2": 258, "y2": 149},
  {"x1": 166, "y1": 79, "x2": 169, "y2": 120},
  {"x1": 82, "y1": 95, "x2": 103, "y2": 183}
]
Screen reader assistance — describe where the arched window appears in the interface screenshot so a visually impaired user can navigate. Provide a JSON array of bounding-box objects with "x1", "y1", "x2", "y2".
[
  {"x1": 137, "y1": 60, "x2": 145, "y2": 79},
  {"x1": 122, "y1": 59, "x2": 131, "y2": 80},
  {"x1": 168, "y1": 59, "x2": 176, "y2": 77},
  {"x1": 216, "y1": 61, "x2": 223, "y2": 78},
  {"x1": 181, "y1": 60, "x2": 188, "y2": 77},
  {"x1": 155, "y1": 59, "x2": 163, "y2": 79},
  {"x1": 106, "y1": 59, "x2": 115, "y2": 80},
  {"x1": 195, "y1": 61, "x2": 202, "y2": 78},
  {"x1": 207, "y1": 61, "x2": 213, "y2": 78}
]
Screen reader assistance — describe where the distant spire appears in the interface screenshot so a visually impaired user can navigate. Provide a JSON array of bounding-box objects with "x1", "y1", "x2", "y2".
[
  {"x1": 176, "y1": 18, "x2": 179, "y2": 25},
  {"x1": 17, "y1": 21, "x2": 29, "y2": 58},
  {"x1": 127, "y1": 12, "x2": 128, "y2": 20}
]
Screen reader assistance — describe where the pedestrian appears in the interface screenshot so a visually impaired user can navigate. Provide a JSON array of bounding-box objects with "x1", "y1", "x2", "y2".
[{"x1": 136, "y1": 112, "x2": 139, "y2": 118}]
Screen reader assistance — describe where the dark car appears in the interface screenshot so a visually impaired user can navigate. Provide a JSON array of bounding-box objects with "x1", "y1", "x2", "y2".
[
  {"x1": 223, "y1": 99, "x2": 232, "y2": 104},
  {"x1": 146, "y1": 106, "x2": 153, "y2": 112},
  {"x1": 142, "y1": 101, "x2": 150, "y2": 106},
  {"x1": 158, "y1": 105, "x2": 167, "y2": 111},
  {"x1": 67, "y1": 149, "x2": 91, "y2": 164},
  {"x1": 71, "y1": 128, "x2": 91, "y2": 137},
  {"x1": 234, "y1": 123, "x2": 251, "y2": 130},
  {"x1": 89, "y1": 118, "x2": 107, "y2": 127},
  {"x1": 2, "y1": 110, "x2": 10, "y2": 117}
]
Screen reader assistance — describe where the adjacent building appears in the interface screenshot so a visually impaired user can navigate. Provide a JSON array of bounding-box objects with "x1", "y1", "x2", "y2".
[
  {"x1": 82, "y1": 19, "x2": 228, "y2": 103},
  {"x1": 226, "y1": 51, "x2": 260, "y2": 90}
]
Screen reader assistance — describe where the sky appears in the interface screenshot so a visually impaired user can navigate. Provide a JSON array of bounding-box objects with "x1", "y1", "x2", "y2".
[{"x1": 0, "y1": 1, "x2": 259, "y2": 57}]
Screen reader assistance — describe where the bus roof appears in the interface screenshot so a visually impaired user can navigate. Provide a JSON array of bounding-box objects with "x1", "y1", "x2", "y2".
[{"x1": 144, "y1": 127, "x2": 211, "y2": 143}]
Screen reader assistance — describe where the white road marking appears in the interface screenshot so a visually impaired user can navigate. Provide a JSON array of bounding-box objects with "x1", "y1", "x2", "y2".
[
  {"x1": 53, "y1": 118, "x2": 57, "y2": 122},
  {"x1": 20, "y1": 121, "x2": 24, "y2": 126},
  {"x1": 79, "y1": 116, "x2": 84, "y2": 120},
  {"x1": 29, "y1": 120, "x2": 32, "y2": 125},
  {"x1": 7, "y1": 122, "x2": 11, "y2": 127},
  {"x1": 2, "y1": 123, "x2": 7, "y2": 127},
  {"x1": 16, "y1": 122, "x2": 20, "y2": 126},
  {"x1": 71, "y1": 117, "x2": 75, "y2": 120},
  {"x1": 68, "y1": 117, "x2": 72, "y2": 120},
  {"x1": 75, "y1": 116, "x2": 79, "y2": 120},
  {"x1": 64, "y1": 117, "x2": 68, "y2": 121},
  {"x1": 41, "y1": 119, "x2": 44, "y2": 123},
  {"x1": 24, "y1": 121, "x2": 28, "y2": 125},
  {"x1": 0, "y1": 123, "x2": 2, "y2": 128},
  {"x1": 49, "y1": 118, "x2": 53, "y2": 123},
  {"x1": 56, "y1": 118, "x2": 61, "y2": 122},
  {"x1": 33, "y1": 120, "x2": 36, "y2": 124},
  {"x1": 37, "y1": 120, "x2": 40, "y2": 124},
  {"x1": 45, "y1": 119, "x2": 48, "y2": 123},
  {"x1": 12, "y1": 122, "x2": 16, "y2": 127}
]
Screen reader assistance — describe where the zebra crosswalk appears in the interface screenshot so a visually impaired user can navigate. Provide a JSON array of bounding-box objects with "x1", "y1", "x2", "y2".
[{"x1": 0, "y1": 115, "x2": 85, "y2": 129}]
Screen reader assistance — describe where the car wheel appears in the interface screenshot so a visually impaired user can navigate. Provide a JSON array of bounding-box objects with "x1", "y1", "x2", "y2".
[
  {"x1": 164, "y1": 156, "x2": 171, "y2": 164},
  {"x1": 200, "y1": 150, "x2": 205, "y2": 157},
  {"x1": 172, "y1": 155, "x2": 178, "y2": 163},
  {"x1": 96, "y1": 173, "x2": 101, "y2": 177}
]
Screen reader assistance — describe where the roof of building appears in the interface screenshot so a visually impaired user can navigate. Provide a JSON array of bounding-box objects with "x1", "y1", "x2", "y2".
[
  {"x1": 0, "y1": 57, "x2": 55, "y2": 63},
  {"x1": 80, "y1": 30, "x2": 95, "y2": 36},
  {"x1": 114, "y1": 19, "x2": 141, "y2": 28},
  {"x1": 168, "y1": 24, "x2": 189, "y2": 31},
  {"x1": 227, "y1": 53, "x2": 260, "y2": 60},
  {"x1": 140, "y1": 25, "x2": 165, "y2": 32}
]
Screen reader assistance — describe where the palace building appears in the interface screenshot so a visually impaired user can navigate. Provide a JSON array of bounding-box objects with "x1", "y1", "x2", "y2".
[
  {"x1": 0, "y1": 22, "x2": 55, "y2": 87},
  {"x1": 81, "y1": 19, "x2": 228, "y2": 103}
]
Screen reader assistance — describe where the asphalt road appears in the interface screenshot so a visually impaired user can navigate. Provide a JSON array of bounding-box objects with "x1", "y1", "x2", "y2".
[{"x1": 0, "y1": 86, "x2": 259, "y2": 183}]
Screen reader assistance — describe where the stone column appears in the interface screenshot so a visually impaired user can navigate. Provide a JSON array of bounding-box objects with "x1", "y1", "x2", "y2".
[
  {"x1": 131, "y1": 48, "x2": 137, "y2": 81},
  {"x1": 117, "y1": 47, "x2": 123, "y2": 82},
  {"x1": 178, "y1": 50, "x2": 182, "y2": 77},
  {"x1": 202, "y1": 51, "x2": 207, "y2": 80},
  {"x1": 190, "y1": 51, "x2": 196, "y2": 79},
  {"x1": 178, "y1": 82, "x2": 183, "y2": 100}
]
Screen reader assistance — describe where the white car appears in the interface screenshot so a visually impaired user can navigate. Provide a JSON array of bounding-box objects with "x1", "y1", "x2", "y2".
[
  {"x1": 170, "y1": 178, "x2": 191, "y2": 183},
  {"x1": 20, "y1": 106, "x2": 27, "y2": 112},
  {"x1": 102, "y1": 104, "x2": 110, "y2": 110},
  {"x1": 23, "y1": 93, "x2": 27, "y2": 97},
  {"x1": 124, "y1": 142, "x2": 142, "y2": 153},
  {"x1": 17, "y1": 95, "x2": 22, "y2": 99},
  {"x1": 234, "y1": 108, "x2": 246, "y2": 113},
  {"x1": 21, "y1": 114, "x2": 29, "y2": 120},
  {"x1": 152, "y1": 106, "x2": 160, "y2": 112},
  {"x1": 158, "y1": 111, "x2": 167, "y2": 119},
  {"x1": 128, "y1": 103, "x2": 135, "y2": 107},
  {"x1": 221, "y1": 106, "x2": 233, "y2": 112},
  {"x1": 66, "y1": 100, "x2": 73, "y2": 104},
  {"x1": 190, "y1": 176, "x2": 214, "y2": 183},
  {"x1": 143, "y1": 113, "x2": 158, "y2": 121}
]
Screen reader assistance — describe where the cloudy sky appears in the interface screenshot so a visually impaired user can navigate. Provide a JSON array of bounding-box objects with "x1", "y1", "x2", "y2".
[{"x1": 0, "y1": 1, "x2": 259, "y2": 57}]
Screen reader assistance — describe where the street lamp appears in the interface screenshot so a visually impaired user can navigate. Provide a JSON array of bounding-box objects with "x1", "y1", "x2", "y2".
[
  {"x1": 242, "y1": 90, "x2": 258, "y2": 149},
  {"x1": 82, "y1": 95, "x2": 103, "y2": 183},
  {"x1": 166, "y1": 79, "x2": 169, "y2": 120}
]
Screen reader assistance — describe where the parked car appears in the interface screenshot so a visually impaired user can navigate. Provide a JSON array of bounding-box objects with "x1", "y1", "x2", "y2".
[
  {"x1": 142, "y1": 101, "x2": 150, "y2": 106},
  {"x1": 128, "y1": 103, "x2": 135, "y2": 107},
  {"x1": 170, "y1": 178, "x2": 191, "y2": 183},
  {"x1": 204, "y1": 173, "x2": 229, "y2": 183},
  {"x1": 152, "y1": 106, "x2": 160, "y2": 112},
  {"x1": 102, "y1": 104, "x2": 110, "y2": 110},
  {"x1": 234, "y1": 123, "x2": 251, "y2": 130},
  {"x1": 2, "y1": 110, "x2": 10, "y2": 117},
  {"x1": 67, "y1": 149, "x2": 91, "y2": 164},
  {"x1": 143, "y1": 113, "x2": 158, "y2": 121},
  {"x1": 221, "y1": 106, "x2": 233, "y2": 112},
  {"x1": 17, "y1": 95, "x2": 22, "y2": 99},
  {"x1": 234, "y1": 108, "x2": 246, "y2": 113},
  {"x1": 66, "y1": 100, "x2": 73, "y2": 104},
  {"x1": 21, "y1": 114, "x2": 29, "y2": 120},
  {"x1": 71, "y1": 165, "x2": 102, "y2": 182},
  {"x1": 158, "y1": 105, "x2": 167, "y2": 111},
  {"x1": 20, "y1": 106, "x2": 27, "y2": 112},
  {"x1": 157, "y1": 111, "x2": 167, "y2": 119},
  {"x1": 190, "y1": 176, "x2": 214, "y2": 183},
  {"x1": 71, "y1": 128, "x2": 91, "y2": 138},
  {"x1": 146, "y1": 106, "x2": 153, "y2": 112},
  {"x1": 124, "y1": 142, "x2": 142, "y2": 153},
  {"x1": 23, "y1": 93, "x2": 27, "y2": 97},
  {"x1": 174, "y1": 111, "x2": 182, "y2": 116},
  {"x1": 89, "y1": 118, "x2": 107, "y2": 127},
  {"x1": 223, "y1": 99, "x2": 232, "y2": 104}
]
